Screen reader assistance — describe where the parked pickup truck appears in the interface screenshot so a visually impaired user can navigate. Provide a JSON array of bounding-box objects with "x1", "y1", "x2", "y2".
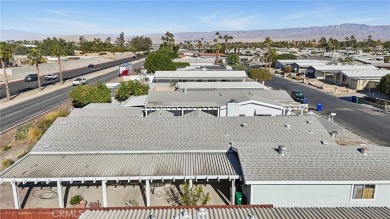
[{"x1": 44, "y1": 74, "x2": 59, "y2": 80}]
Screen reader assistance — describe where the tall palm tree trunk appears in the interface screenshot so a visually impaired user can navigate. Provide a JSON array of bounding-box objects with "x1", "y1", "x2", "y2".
[
  {"x1": 36, "y1": 63, "x2": 42, "y2": 90},
  {"x1": 216, "y1": 49, "x2": 219, "y2": 64},
  {"x1": 58, "y1": 55, "x2": 64, "y2": 84},
  {"x1": 1, "y1": 60, "x2": 11, "y2": 100}
]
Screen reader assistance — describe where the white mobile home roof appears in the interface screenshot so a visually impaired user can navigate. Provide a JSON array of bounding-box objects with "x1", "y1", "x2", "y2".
[
  {"x1": 342, "y1": 69, "x2": 390, "y2": 79},
  {"x1": 153, "y1": 71, "x2": 247, "y2": 79},
  {"x1": 176, "y1": 82, "x2": 271, "y2": 90},
  {"x1": 68, "y1": 108, "x2": 143, "y2": 118},
  {"x1": 145, "y1": 90, "x2": 297, "y2": 107},
  {"x1": 310, "y1": 64, "x2": 378, "y2": 72},
  {"x1": 0, "y1": 152, "x2": 241, "y2": 179}
]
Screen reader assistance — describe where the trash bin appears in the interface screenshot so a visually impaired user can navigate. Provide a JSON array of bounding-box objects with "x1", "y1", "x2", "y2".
[
  {"x1": 302, "y1": 98, "x2": 308, "y2": 104},
  {"x1": 235, "y1": 191, "x2": 243, "y2": 205},
  {"x1": 352, "y1": 96, "x2": 357, "y2": 103},
  {"x1": 316, "y1": 103, "x2": 323, "y2": 111},
  {"x1": 355, "y1": 97, "x2": 359, "y2": 104}
]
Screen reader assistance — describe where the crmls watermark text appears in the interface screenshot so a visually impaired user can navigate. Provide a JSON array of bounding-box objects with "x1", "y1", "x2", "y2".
[{"x1": 52, "y1": 210, "x2": 83, "y2": 218}]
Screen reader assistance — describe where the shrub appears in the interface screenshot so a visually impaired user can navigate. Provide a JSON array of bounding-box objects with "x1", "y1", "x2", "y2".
[
  {"x1": 173, "y1": 62, "x2": 190, "y2": 68},
  {"x1": 115, "y1": 81, "x2": 149, "y2": 102},
  {"x1": 379, "y1": 74, "x2": 390, "y2": 97},
  {"x1": 70, "y1": 82, "x2": 111, "y2": 108},
  {"x1": 226, "y1": 54, "x2": 239, "y2": 65},
  {"x1": 2, "y1": 159, "x2": 14, "y2": 168},
  {"x1": 27, "y1": 126, "x2": 43, "y2": 142},
  {"x1": 16, "y1": 124, "x2": 32, "y2": 140},
  {"x1": 249, "y1": 68, "x2": 272, "y2": 82},
  {"x1": 2, "y1": 145, "x2": 12, "y2": 151},
  {"x1": 70, "y1": 195, "x2": 84, "y2": 205},
  {"x1": 17, "y1": 151, "x2": 28, "y2": 159},
  {"x1": 99, "y1": 52, "x2": 107, "y2": 55}
]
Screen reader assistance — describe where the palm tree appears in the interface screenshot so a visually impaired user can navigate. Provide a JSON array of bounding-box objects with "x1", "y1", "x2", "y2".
[
  {"x1": 319, "y1": 37, "x2": 327, "y2": 57},
  {"x1": 27, "y1": 48, "x2": 44, "y2": 90},
  {"x1": 215, "y1": 32, "x2": 220, "y2": 43},
  {"x1": 266, "y1": 49, "x2": 277, "y2": 68},
  {"x1": 50, "y1": 40, "x2": 66, "y2": 84},
  {"x1": 350, "y1": 35, "x2": 356, "y2": 51},
  {"x1": 197, "y1": 40, "x2": 203, "y2": 52},
  {"x1": 344, "y1": 37, "x2": 350, "y2": 48},
  {"x1": 0, "y1": 42, "x2": 12, "y2": 100},
  {"x1": 161, "y1": 31, "x2": 175, "y2": 50},
  {"x1": 223, "y1": 35, "x2": 233, "y2": 54},
  {"x1": 214, "y1": 43, "x2": 223, "y2": 64},
  {"x1": 264, "y1": 37, "x2": 272, "y2": 50}
]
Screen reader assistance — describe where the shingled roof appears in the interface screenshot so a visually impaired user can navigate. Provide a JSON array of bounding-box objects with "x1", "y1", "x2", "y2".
[
  {"x1": 31, "y1": 116, "x2": 335, "y2": 153},
  {"x1": 234, "y1": 145, "x2": 390, "y2": 183}
]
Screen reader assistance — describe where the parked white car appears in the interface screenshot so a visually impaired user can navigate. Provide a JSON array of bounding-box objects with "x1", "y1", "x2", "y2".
[
  {"x1": 44, "y1": 74, "x2": 59, "y2": 80},
  {"x1": 72, "y1": 78, "x2": 87, "y2": 86}
]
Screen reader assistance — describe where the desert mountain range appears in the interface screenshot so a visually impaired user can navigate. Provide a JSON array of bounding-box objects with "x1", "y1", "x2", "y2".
[{"x1": 1, "y1": 23, "x2": 389, "y2": 43}]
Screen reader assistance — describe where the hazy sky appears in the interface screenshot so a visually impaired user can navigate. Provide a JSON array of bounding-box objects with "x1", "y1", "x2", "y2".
[{"x1": 2, "y1": 0, "x2": 389, "y2": 35}]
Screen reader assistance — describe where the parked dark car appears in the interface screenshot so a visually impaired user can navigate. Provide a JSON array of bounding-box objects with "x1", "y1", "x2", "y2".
[
  {"x1": 87, "y1": 64, "x2": 94, "y2": 68},
  {"x1": 291, "y1": 91, "x2": 307, "y2": 103},
  {"x1": 24, "y1": 74, "x2": 38, "y2": 82}
]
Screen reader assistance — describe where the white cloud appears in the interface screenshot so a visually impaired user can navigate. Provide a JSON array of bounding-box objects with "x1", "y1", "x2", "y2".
[{"x1": 196, "y1": 13, "x2": 261, "y2": 30}]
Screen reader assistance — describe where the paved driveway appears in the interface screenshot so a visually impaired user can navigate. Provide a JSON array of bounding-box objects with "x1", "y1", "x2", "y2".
[{"x1": 265, "y1": 75, "x2": 390, "y2": 146}]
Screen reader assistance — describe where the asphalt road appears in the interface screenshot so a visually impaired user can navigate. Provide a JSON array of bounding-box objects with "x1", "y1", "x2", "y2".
[
  {"x1": 0, "y1": 61, "x2": 144, "y2": 132},
  {"x1": 265, "y1": 76, "x2": 390, "y2": 146},
  {"x1": 0, "y1": 57, "x2": 140, "y2": 99}
]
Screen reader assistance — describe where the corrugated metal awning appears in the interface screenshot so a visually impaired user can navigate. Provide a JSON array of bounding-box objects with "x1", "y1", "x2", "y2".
[{"x1": 0, "y1": 152, "x2": 241, "y2": 181}]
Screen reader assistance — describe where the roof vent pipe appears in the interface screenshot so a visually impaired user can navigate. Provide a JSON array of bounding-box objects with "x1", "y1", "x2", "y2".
[
  {"x1": 361, "y1": 147, "x2": 369, "y2": 156},
  {"x1": 241, "y1": 123, "x2": 247, "y2": 129},
  {"x1": 278, "y1": 145, "x2": 286, "y2": 156},
  {"x1": 285, "y1": 124, "x2": 291, "y2": 129},
  {"x1": 330, "y1": 131, "x2": 339, "y2": 138},
  {"x1": 183, "y1": 88, "x2": 187, "y2": 93}
]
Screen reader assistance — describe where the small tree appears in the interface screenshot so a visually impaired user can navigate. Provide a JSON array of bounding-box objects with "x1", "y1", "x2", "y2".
[
  {"x1": 226, "y1": 54, "x2": 239, "y2": 65},
  {"x1": 144, "y1": 51, "x2": 176, "y2": 73},
  {"x1": 180, "y1": 182, "x2": 211, "y2": 206},
  {"x1": 115, "y1": 81, "x2": 149, "y2": 102},
  {"x1": 70, "y1": 82, "x2": 111, "y2": 108},
  {"x1": 249, "y1": 68, "x2": 272, "y2": 83},
  {"x1": 284, "y1": 65, "x2": 292, "y2": 77},
  {"x1": 379, "y1": 74, "x2": 390, "y2": 97},
  {"x1": 69, "y1": 195, "x2": 84, "y2": 206}
]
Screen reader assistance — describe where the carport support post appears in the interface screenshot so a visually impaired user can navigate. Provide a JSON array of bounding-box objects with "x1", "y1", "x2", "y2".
[
  {"x1": 230, "y1": 179, "x2": 236, "y2": 205},
  {"x1": 11, "y1": 181, "x2": 20, "y2": 209},
  {"x1": 145, "y1": 180, "x2": 150, "y2": 207},
  {"x1": 102, "y1": 180, "x2": 108, "y2": 207},
  {"x1": 57, "y1": 181, "x2": 64, "y2": 208},
  {"x1": 189, "y1": 179, "x2": 192, "y2": 188}
]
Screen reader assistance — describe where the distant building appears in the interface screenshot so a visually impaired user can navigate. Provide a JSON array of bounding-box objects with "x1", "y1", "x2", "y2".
[
  {"x1": 153, "y1": 70, "x2": 248, "y2": 83},
  {"x1": 144, "y1": 90, "x2": 304, "y2": 116}
]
